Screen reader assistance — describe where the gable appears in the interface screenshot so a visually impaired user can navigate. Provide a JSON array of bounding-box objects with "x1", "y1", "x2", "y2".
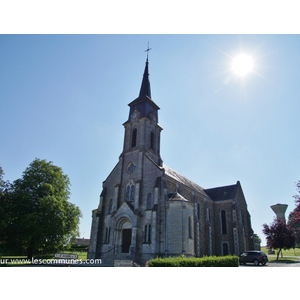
[
  {"x1": 204, "y1": 183, "x2": 238, "y2": 201},
  {"x1": 112, "y1": 200, "x2": 136, "y2": 225},
  {"x1": 103, "y1": 160, "x2": 121, "y2": 185}
]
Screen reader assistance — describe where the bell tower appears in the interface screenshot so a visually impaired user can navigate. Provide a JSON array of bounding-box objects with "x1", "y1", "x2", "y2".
[{"x1": 121, "y1": 56, "x2": 163, "y2": 166}]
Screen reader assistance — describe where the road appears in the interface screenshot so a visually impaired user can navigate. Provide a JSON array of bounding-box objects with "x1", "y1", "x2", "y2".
[{"x1": 240, "y1": 255, "x2": 300, "y2": 267}]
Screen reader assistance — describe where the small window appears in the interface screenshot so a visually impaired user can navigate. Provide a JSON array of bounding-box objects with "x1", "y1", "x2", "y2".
[
  {"x1": 127, "y1": 162, "x2": 136, "y2": 174},
  {"x1": 131, "y1": 128, "x2": 137, "y2": 148},
  {"x1": 221, "y1": 210, "x2": 227, "y2": 235},
  {"x1": 104, "y1": 227, "x2": 110, "y2": 244},
  {"x1": 207, "y1": 207, "x2": 211, "y2": 223},
  {"x1": 148, "y1": 225, "x2": 151, "y2": 243},
  {"x1": 144, "y1": 224, "x2": 151, "y2": 243},
  {"x1": 147, "y1": 193, "x2": 152, "y2": 210},
  {"x1": 196, "y1": 203, "x2": 200, "y2": 220},
  {"x1": 150, "y1": 131, "x2": 155, "y2": 150},
  {"x1": 188, "y1": 216, "x2": 193, "y2": 238}
]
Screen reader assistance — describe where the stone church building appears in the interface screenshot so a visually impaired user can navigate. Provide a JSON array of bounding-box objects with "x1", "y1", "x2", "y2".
[{"x1": 88, "y1": 57, "x2": 254, "y2": 266}]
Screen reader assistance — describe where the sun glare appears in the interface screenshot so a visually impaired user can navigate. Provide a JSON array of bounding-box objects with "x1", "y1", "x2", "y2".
[{"x1": 231, "y1": 54, "x2": 254, "y2": 77}]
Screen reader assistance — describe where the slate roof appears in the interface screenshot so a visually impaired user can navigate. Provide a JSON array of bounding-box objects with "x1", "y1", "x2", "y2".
[
  {"x1": 163, "y1": 164, "x2": 239, "y2": 202},
  {"x1": 163, "y1": 164, "x2": 208, "y2": 198},
  {"x1": 125, "y1": 58, "x2": 159, "y2": 123},
  {"x1": 139, "y1": 58, "x2": 151, "y2": 99},
  {"x1": 204, "y1": 183, "x2": 239, "y2": 201},
  {"x1": 168, "y1": 192, "x2": 189, "y2": 202}
]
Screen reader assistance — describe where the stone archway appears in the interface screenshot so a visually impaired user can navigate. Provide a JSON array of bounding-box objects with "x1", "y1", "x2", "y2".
[
  {"x1": 122, "y1": 228, "x2": 132, "y2": 253},
  {"x1": 115, "y1": 217, "x2": 132, "y2": 254}
]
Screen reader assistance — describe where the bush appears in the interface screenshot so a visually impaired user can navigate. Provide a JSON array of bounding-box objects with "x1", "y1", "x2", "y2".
[{"x1": 148, "y1": 255, "x2": 239, "y2": 267}]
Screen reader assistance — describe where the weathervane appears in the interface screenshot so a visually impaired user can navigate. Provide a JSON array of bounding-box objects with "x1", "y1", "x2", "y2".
[{"x1": 145, "y1": 42, "x2": 152, "y2": 60}]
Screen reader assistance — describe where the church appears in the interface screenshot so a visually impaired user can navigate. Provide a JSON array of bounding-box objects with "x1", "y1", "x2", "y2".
[{"x1": 88, "y1": 55, "x2": 254, "y2": 266}]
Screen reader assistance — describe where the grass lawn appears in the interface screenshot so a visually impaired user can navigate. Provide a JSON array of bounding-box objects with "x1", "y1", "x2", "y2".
[{"x1": 261, "y1": 246, "x2": 300, "y2": 261}]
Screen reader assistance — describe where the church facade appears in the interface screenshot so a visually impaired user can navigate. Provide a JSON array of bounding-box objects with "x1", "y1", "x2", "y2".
[{"x1": 88, "y1": 57, "x2": 254, "y2": 266}]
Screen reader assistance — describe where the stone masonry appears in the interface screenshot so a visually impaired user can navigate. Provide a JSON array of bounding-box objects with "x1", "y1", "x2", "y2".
[{"x1": 88, "y1": 57, "x2": 254, "y2": 266}]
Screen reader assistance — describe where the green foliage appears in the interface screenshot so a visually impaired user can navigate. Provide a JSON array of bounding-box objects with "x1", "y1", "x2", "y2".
[
  {"x1": 148, "y1": 255, "x2": 239, "y2": 267},
  {"x1": 288, "y1": 181, "x2": 300, "y2": 244},
  {"x1": 0, "y1": 159, "x2": 82, "y2": 258},
  {"x1": 262, "y1": 217, "x2": 296, "y2": 260},
  {"x1": 253, "y1": 233, "x2": 261, "y2": 244},
  {"x1": 0, "y1": 164, "x2": 4, "y2": 191},
  {"x1": 261, "y1": 246, "x2": 300, "y2": 261}
]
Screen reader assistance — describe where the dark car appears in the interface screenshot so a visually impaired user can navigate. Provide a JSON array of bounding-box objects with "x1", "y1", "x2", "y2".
[{"x1": 239, "y1": 251, "x2": 268, "y2": 266}]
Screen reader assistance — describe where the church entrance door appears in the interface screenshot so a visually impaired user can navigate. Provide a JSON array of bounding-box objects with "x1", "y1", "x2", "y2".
[{"x1": 122, "y1": 229, "x2": 132, "y2": 253}]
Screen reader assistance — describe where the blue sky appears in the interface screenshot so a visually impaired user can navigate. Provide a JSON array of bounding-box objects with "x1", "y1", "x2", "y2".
[{"x1": 1, "y1": 34, "x2": 300, "y2": 246}]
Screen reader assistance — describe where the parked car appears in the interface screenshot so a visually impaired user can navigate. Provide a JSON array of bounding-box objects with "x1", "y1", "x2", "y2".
[{"x1": 239, "y1": 251, "x2": 268, "y2": 266}]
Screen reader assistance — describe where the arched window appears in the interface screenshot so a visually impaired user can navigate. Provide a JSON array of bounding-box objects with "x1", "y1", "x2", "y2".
[
  {"x1": 130, "y1": 185, "x2": 135, "y2": 202},
  {"x1": 221, "y1": 210, "x2": 227, "y2": 235},
  {"x1": 147, "y1": 193, "x2": 152, "y2": 210},
  {"x1": 126, "y1": 186, "x2": 130, "y2": 201},
  {"x1": 144, "y1": 224, "x2": 152, "y2": 243},
  {"x1": 148, "y1": 225, "x2": 151, "y2": 243},
  {"x1": 126, "y1": 182, "x2": 135, "y2": 202},
  {"x1": 131, "y1": 128, "x2": 137, "y2": 148},
  {"x1": 188, "y1": 216, "x2": 193, "y2": 238},
  {"x1": 150, "y1": 131, "x2": 155, "y2": 150},
  {"x1": 207, "y1": 207, "x2": 211, "y2": 223},
  {"x1": 104, "y1": 227, "x2": 110, "y2": 244},
  {"x1": 196, "y1": 203, "x2": 200, "y2": 220}
]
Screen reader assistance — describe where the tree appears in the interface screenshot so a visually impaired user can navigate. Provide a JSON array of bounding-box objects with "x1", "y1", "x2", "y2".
[
  {"x1": 253, "y1": 233, "x2": 261, "y2": 249},
  {"x1": 262, "y1": 217, "x2": 296, "y2": 260},
  {"x1": 0, "y1": 165, "x2": 17, "y2": 254},
  {"x1": 0, "y1": 164, "x2": 5, "y2": 192},
  {"x1": 288, "y1": 181, "x2": 300, "y2": 245},
  {"x1": 0, "y1": 159, "x2": 82, "y2": 258}
]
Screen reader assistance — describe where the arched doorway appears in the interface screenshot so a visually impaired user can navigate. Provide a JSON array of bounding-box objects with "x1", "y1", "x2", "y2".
[
  {"x1": 115, "y1": 217, "x2": 132, "y2": 254},
  {"x1": 122, "y1": 228, "x2": 132, "y2": 253}
]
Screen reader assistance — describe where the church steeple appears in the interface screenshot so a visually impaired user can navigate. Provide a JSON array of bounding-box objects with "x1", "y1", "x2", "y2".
[
  {"x1": 126, "y1": 56, "x2": 160, "y2": 123},
  {"x1": 122, "y1": 55, "x2": 163, "y2": 166},
  {"x1": 138, "y1": 57, "x2": 151, "y2": 99}
]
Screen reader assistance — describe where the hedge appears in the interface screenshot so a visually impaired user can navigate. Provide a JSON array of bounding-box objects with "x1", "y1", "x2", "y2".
[{"x1": 148, "y1": 255, "x2": 239, "y2": 267}]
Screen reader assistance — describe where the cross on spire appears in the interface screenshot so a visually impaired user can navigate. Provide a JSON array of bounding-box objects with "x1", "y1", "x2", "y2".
[{"x1": 145, "y1": 42, "x2": 152, "y2": 61}]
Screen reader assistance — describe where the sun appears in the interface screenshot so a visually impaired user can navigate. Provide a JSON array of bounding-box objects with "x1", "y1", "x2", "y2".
[{"x1": 231, "y1": 53, "x2": 254, "y2": 77}]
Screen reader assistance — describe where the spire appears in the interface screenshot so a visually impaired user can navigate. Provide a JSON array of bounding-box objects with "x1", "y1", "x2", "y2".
[
  {"x1": 138, "y1": 57, "x2": 151, "y2": 99},
  {"x1": 138, "y1": 43, "x2": 152, "y2": 99},
  {"x1": 126, "y1": 45, "x2": 159, "y2": 124}
]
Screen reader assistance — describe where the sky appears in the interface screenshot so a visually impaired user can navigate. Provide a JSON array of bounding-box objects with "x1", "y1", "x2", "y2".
[{"x1": 1, "y1": 34, "x2": 300, "y2": 246}]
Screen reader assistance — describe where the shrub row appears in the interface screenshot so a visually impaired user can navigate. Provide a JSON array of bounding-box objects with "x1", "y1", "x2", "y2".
[{"x1": 148, "y1": 255, "x2": 239, "y2": 267}]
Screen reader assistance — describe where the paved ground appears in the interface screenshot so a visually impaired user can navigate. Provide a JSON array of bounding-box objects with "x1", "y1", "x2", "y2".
[{"x1": 240, "y1": 255, "x2": 300, "y2": 267}]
